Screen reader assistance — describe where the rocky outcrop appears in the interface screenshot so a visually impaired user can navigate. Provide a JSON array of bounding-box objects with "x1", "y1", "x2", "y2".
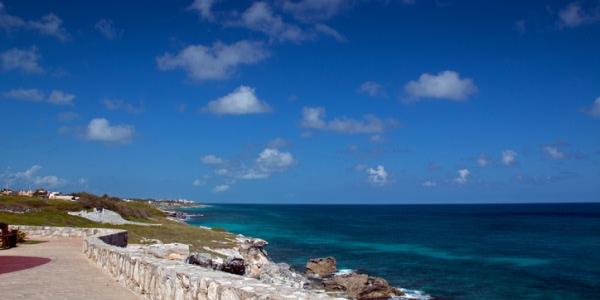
[
  {"x1": 146, "y1": 242, "x2": 189, "y2": 260},
  {"x1": 186, "y1": 253, "x2": 246, "y2": 275},
  {"x1": 306, "y1": 257, "x2": 337, "y2": 278},
  {"x1": 323, "y1": 272, "x2": 404, "y2": 300},
  {"x1": 235, "y1": 236, "x2": 270, "y2": 278}
]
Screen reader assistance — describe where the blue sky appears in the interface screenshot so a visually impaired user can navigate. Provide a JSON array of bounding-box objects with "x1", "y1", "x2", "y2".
[{"x1": 1, "y1": 0, "x2": 599, "y2": 203}]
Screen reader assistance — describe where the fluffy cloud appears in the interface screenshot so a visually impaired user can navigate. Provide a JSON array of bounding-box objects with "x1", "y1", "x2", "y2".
[
  {"x1": 1, "y1": 165, "x2": 67, "y2": 188},
  {"x1": 48, "y1": 90, "x2": 75, "y2": 105},
  {"x1": 256, "y1": 148, "x2": 295, "y2": 171},
  {"x1": 103, "y1": 99, "x2": 144, "y2": 114},
  {"x1": 0, "y1": 2, "x2": 68, "y2": 40},
  {"x1": 201, "y1": 154, "x2": 225, "y2": 165},
  {"x1": 454, "y1": 168, "x2": 470, "y2": 184},
  {"x1": 301, "y1": 107, "x2": 397, "y2": 134},
  {"x1": 213, "y1": 184, "x2": 230, "y2": 193},
  {"x1": 367, "y1": 165, "x2": 388, "y2": 185},
  {"x1": 422, "y1": 180, "x2": 437, "y2": 187},
  {"x1": 585, "y1": 96, "x2": 600, "y2": 117},
  {"x1": 86, "y1": 118, "x2": 134, "y2": 143},
  {"x1": 203, "y1": 148, "x2": 295, "y2": 181},
  {"x1": 477, "y1": 153, "x2": 490, "y2": 167},
  {"x1": 558, "y1": 2, "x2": 600, "y2": 28},
  {"x1": 188, "y1": 0, "x2": 218, "y2": 21},
  {"x1": 204, "y1": 86, "x2": 271, "y2": 115},
  {"x1": 404, "y1": 70, "x2": 477, "y2": 101},
  {"x1": 501, "y1": 150, "x2": 517, "y2": 166},
  {"x1": 239, "y1": 2, "x2": 309, "y2": 43},
  {"x1": 95, "y1": 19, "x2": 121, "y2": 40},
  {"x1": 3, "y1": 88, "x2": 45, "y2": 101},
  {"x1": 156, "y1": 40, "x2": 268, "y2": 81},
  {"x1": 282, "y1": 0, "x2": 347, "y2": 22},
  {"x1": 3, "y1": 88, "x2": 74, "y2": 105},
  {"x1": 358, "y1": 81, "x2": 385, "y2": 97},
  {"x1": 542, "y1": 145, "x2": 565, "y2": 160},
  {"x1": 1, "y1": 47, "x2": 44, "y2": 74}
]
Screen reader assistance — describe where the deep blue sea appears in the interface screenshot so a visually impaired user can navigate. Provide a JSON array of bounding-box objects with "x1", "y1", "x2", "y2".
[{"x1": 184, "y1": 204, "x2": 600, "y2": 300}]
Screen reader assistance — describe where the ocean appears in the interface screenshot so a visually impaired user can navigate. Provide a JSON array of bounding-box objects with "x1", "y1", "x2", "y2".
[{"x1": 184, "y1": 203, "x2": 600, "y2": 299}]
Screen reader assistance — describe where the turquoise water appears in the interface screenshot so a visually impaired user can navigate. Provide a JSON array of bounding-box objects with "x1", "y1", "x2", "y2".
[{"x1": 184, "y1": 204, "x2": 600, "y2": 299}]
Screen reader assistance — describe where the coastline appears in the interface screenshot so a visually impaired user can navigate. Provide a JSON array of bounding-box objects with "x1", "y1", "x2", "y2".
[{"x1": 174, "y1": 204, "x2": 432, "y2": 300}]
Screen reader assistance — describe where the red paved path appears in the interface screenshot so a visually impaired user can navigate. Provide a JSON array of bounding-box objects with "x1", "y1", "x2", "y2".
[{"x1": 0, "y1": 255, "x2": 51, "y2": 274}]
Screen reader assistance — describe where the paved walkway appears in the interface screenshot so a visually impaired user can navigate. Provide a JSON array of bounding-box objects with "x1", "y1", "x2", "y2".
[{"x1": 0, "y1": 238, "x2": 140, "y2": 299}]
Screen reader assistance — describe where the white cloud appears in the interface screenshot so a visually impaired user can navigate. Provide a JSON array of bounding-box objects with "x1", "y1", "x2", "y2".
[
  {"x1": 95, "y1": 19, "x2": 120, "y2": 40},
  {"x1": 256, "y1": 148, "x2": 295, "y2": 171},
  {"x1": 192, "y1": 178, "x2": 205, "y2": 187},
  {"x1": 404, "y1": 70, "x2": 477, "y2": 101},
  {"x1": 103, "y1": 99, "x2": 144, "y2": 113},
  {"x1": 3, "y1": 88, "x2": 75, "y2": 105},
  {"x1": 156, "y1": 40, "x2": 268, "y2": 81},
  {"x1": 267, "y1": 138, "x2": 289, "y2": 149},
  {"x1": 2, "y1": 165, "x2": 67, "y2": 188},
  {"x1": 542, "y1": 145, "x2": 566, "y2": 160},
  {"x1": 300, "y1": 106, "x2": 396, "y2": 134},
  {"x1": 367, "y1": 165, "x2": 388, "y2": 185},
  {"x1": 188, "y1": 0, "x2": 218, "y2": 21},
  {"x1": 313, "y1": 23, "x2": 345, "y2": 42},
  {"x1": 501, "y1": 150, "x2": 517, "y2": 166},
  {"x1": 454, "y1": 168, "x2": 470, "y2": 184},
  {"x1": 585, "y1": 96, "x2": 600, "y2": 117},
  {"x1": 201, "y1": 154, "x2": 225, "y2": 165},
  {"x1": 477, "y1": 153, "x2": 490, "y2": 167},
  {"x1": 422, "y1": 180, "x2": 437, "y2": 187},
  {"x1": 558, "y1": 2, "x2": 600, "y2": 28},
  {"x1": 3, "y1": 88, "x2": 45, "y2": 101},
  {"x1": 239, "y1": 2, "x2": 309, "y2": 43},
  {"x1": 204, "y1": 147, "x2": 295, "y2": 181},
  {"x1": 204, "y1": 85, "x2": 271, "y2": 115},
  {"x1": 1, "y1": 47, "x2": 44, "y2": 74},
  {"x1": 47, "y1": 90, "x2": 75, "y2": 105},
  {"x1": 282, "y1": 0, "x2": 347, "y2": 22},
  {"x1": 0, "y1": 3, "x2": 68, "y2": 40},
  {"x1": 86, "y1": 118, "x2": 134, "y2": 143},
  {"x1": 359, "y1": 81, "x2": 385, "y2": 97},
  {"x1": 28, "y1": 13, "x2": 69, "y2": 41},
  {"x1": 213, "y1": 184, "x2": 230, "y2": 193}
]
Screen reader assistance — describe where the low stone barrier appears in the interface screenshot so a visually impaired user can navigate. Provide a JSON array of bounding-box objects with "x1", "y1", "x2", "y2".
[{"x1": 16, "y1": 225, "x2": 335, "y2": 300}]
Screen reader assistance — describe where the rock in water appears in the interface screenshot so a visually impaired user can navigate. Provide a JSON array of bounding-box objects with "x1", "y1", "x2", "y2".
[
  {"x1": 306, "y1": 257, "x2": 337, "y2": 278},
  {"x1": 323, "y1": 272, "x2": 404, "y2": 300}
]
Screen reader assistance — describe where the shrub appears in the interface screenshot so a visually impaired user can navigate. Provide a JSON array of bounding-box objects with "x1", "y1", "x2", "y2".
[{"x1": 17, "y1": 230, "x2": 27, "y2": 243}]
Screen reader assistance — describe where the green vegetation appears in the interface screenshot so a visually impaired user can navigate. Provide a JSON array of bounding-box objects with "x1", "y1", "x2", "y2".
[{"x1": 0, "y1": 194, "x2": 235, "y2": 251}]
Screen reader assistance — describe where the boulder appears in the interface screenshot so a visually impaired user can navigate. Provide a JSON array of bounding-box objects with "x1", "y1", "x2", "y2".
[
  {"x1": 323, "y1": 272, "x2": 404, "y2": 300},
  {"x1": 306, "y1": 257, "x2": 337, "y2": 278},
  {"x1": 235, "y1": 237, "x2": 270, "y2": 278},
  {"x1": 187, "y1": 253, "x2": 246, "y2": 276},
  {"x1": 146, "y1": 243, "x2": 189, "y2": 260},
  {"x1": 221, "y1": 257, "x2": 246, "y2": 275}
]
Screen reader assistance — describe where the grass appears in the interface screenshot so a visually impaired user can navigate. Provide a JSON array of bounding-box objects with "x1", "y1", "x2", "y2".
[{"x1": 0, "y1": 195, "x2": 235, "y2": 251}]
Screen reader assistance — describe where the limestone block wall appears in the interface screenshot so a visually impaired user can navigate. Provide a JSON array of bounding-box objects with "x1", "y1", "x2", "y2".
[{"x1": 16, "y1": 225, "x2": 335, "y2": 300}]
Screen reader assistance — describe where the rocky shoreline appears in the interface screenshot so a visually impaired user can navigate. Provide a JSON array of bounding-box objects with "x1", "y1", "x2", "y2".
[{"x1": 163, "y1": 207, "x2": 430, "y2": 300}]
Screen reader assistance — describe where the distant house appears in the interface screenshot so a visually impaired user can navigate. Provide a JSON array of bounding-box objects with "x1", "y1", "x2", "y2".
[
  {"x1": 0, "y1": 188, "x2": 14, "y2": 196},
  {"x1": 48, "y1": 192, "x2": 78, "y2": 201},
  {"x1": 17, "y1": 190, "x2": 34, "y2": 197},
  {"x1": 33, "y1": 189, "x2": 49, "y2": 197}
]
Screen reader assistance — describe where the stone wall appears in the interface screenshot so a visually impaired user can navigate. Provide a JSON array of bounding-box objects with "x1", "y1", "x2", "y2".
[{"x1": 16, "y1": 225, "x2": 335, "y2": 300}]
